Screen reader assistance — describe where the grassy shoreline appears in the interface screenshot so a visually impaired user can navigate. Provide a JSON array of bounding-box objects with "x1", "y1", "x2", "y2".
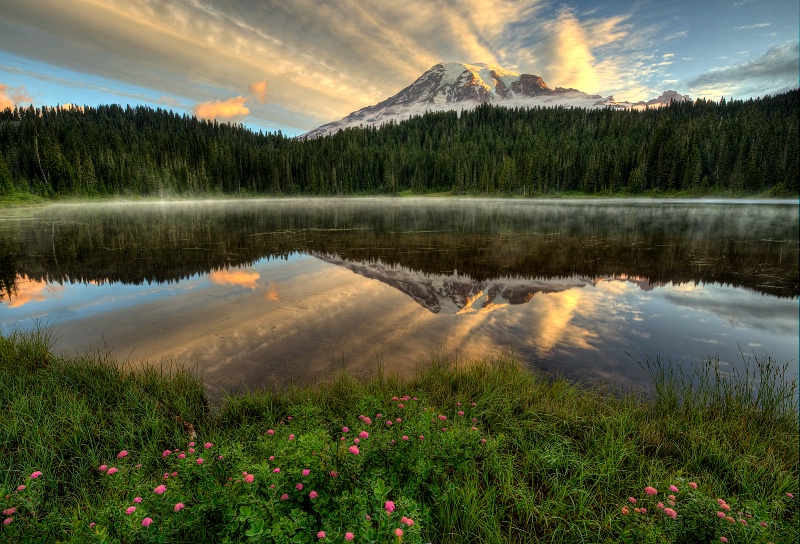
[{"x1": 1, "y1": 329, "x2": 797, "y2": 543}]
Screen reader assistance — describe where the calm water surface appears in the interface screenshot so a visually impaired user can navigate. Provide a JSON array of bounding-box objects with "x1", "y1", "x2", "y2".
[{"x1": 1, "y1": 198, "x2": 797, "y2": 395}]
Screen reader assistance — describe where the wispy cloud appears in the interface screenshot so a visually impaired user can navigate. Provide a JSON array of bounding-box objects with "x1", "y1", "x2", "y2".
[
  {"x1": 249, "y1": 81, "x2": 268, "y2": 104},
  {"x1": 665, "y1": 30, "x2": 688, "y2": 41},
  {"x1": 687, "y1": 42, "x2": 800, "y2": 96},
  {"x1": 734, "y1": 23, "x2": 771, "y2": 30}
]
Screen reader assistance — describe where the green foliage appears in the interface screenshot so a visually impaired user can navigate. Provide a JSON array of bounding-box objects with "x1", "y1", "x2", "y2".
[
  {"x1": 1, "y1": 91, "x2": 798, "y2": 199},
  {"x1": 0, "y1": 330, "x2": 797, "y2": 542}
]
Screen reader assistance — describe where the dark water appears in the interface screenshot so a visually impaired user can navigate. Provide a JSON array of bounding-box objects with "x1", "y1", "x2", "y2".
[{"x1": 0, "y1": 198, "x2": 797, "y2": 395}]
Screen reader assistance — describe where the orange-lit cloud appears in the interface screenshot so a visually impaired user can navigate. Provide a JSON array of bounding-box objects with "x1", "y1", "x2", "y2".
[
  {"x1": 3, "y1": 275, "x2": 63, "y2": 308},
  {"x1": 249, "y1": 81, "x2": 268, "y2": 104},
  {"x1": 0, "y1": 83, "x2": 32, "y2": 111},
  {"x1": 209, "y1": 268, "x2": 260, "y2": 289},
  {"x1": 264, "y1": 281, "x2": 280, "y2": 301},
  {"x1": 193, "y1": 96, "x2": 250, "y2": 121}
]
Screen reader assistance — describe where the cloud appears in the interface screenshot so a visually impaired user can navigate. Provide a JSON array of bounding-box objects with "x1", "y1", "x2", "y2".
[
  {"x1": 4, "y1": 275, "x2": 63, "y2": 308},
  {"x1": 193, "y1": 96, "x2": 250, "y2": 122},
  {"x1": 208, "y1": 268, "x2": 260, "y2": 289},
  {"x1": 249, "y1": 81, "x2": 268, "y2": 104},
  {"x1": 665, "y1": 30, "x2": 688, "y2": 41},
  {"x1": 687, "y1": 42, "x2": 800, "y2": 95},
  {"x1": 0, "y1": 83, "x2": 32, "y2": 110},
  {"x1": 734, "y1": 23, "x2": 770, "y2": 30}
]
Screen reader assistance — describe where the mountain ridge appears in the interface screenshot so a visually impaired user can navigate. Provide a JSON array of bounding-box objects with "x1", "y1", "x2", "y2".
[{"x1": 304, "y1": 61, "x2": 691, "y2": 138}]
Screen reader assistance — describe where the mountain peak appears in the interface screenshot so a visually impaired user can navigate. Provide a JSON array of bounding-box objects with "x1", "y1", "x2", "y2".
[{"x1": 303, "y1": 62, "x2": 687, "y2": 138}]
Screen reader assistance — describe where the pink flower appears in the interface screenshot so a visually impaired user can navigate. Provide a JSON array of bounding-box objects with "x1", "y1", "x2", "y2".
[
  {"x1": 345, "y1": 532, "x2": 354, "y2": 541},
  {"x1": 30, "y1": 471, "x2": 42, "y2": 479},
  {"x1": 717, "y1": 511, "x2": 725, "y2": 518},
  {"x1": 189, "y1": 448, "x2": 195, "y2": 454},
  {"x1": 354, "y1": 438, "x2": 360, "y2": 444},
  {"x1": 244, "y1": 474, "x2": 255, "y2": 483},
  {"x1": 107, "y1": 467, "x2": 118, "y2": 475},
  {"x1": 135, "y1": 464, "x2": 141, "y2": 468},
  {"x1": 402, "y1": 435, "x2": 409, "y2": 441},
  {"x1": 471, "y1": 402, "x2": 476, "y2": 406},
  {"x1": 89, "y1": 522, "x2": 95, "y2": 528},
  {"x1": 365, "y1": 515, "x2": 371, "y2": 520},
  {"x1": 621, "y1": 506, "x2": 629, "y2": 515},
  {"x1": 787, "y1": 492, "x2": 795, "y2": 499},
  {"x1": 296, "y1": 483, "x2": 304, "y2": 491},
  {"x1": 760, "y1": 521, "x2": 767, "y2": 527},
  {"x1": 644, "y1": 486, "x2": 658, "y2": 495},
  {"x1": 396, "y1": 418, "x2": 402, "y2": 423},
  {"x1": 342, "y1": 427, "x2": 349, "y2": 433},
  {"x1": 281, "y1": 494, "x2": 289, "y2": 500},
  {"x1": 178, "y1": 453, "x2": 186, "y2": 459},
  {"x1": 664, "y1": 508, "x2": 677, "y2": 519},
  {"x1": 204, "y1": 442, "x2": 213, "y2": 448},
  {"x1": 657, "y1": 502, "x2": 664, "y2": 509},
  {"x1": 668, "y1": 494, "x2": 675, "y2": 501},
  {"x1": 438, "y1": 415, "x2": 447, "y2": 421},
  {"x1": 386, "y1": 421, "x2": 392, "y2": 426},
  {"x1": 330, "y1": 471, "x2": 338, "y2": 477},
  {"x1": 302, "y1": 469, "x2": 311, "y2": 476},
  {"x1": 310, "y1": 491, "x2": 318, "y2": 499},
  {"x1": 317, "y1": 531, "x2": 326, "y2": 539},
  {"x1": 397, "y1": 404, "x2": 404, "y2": 409},
  {"x1": 142, "y1": 517, "x2": 153, "y2": 527},
  {"x1": 162, "y1": 450, "x2": 172, "y2": 457},
  {"x1": 125, "y1": 506, "x2": 136, "y2": 515},
  {"x1": 2, "y1": 508, "x2": 16, "y2": 516},
  {"x1": 189, "y1": 441, "x2": 195, "y2": 447},
  {"x1": 134, "y1": 497, "x2": 142, "y2": 503},
  {"x1": 419, "y1": 435, "x2": 424, "y2": 441},
  {"x1": 287, "y1": 416, "x2": 293, "y2": 421},
  {"x1": 481, "y1": 438, "x2": 486, "y2": 443},
  {"x1": 98, "y1": 464, "x2": 108, "y2": 472},
  {"x1": 363, "y1": 417, "x2": 372, "y2": 425},
  {"x1": 719, "y1": 538, "x2": 728, "y2": 543},
  {"x1": 289, "y1": 434, "x2": 295, "y2": 440},
  {"x1": 359, "y1": 431, "x2": 369, "y2": 439},
  {"x1": 174, "y1": 502, "x2": 185, "y2": 512},
  {"x1": 3, "y1": 518, "x2": 12, "y2": 526},
  {"x1": 117, "y1": 450, "x2": 128, "y2": 459},
  {"x1": 218, "y1": 455, "x2": 224, "y2": 460},
  {"x1": 395, "y1": 528, "x2": 403, "y2": 537},
  {"x1": 688, "y1": 482, "x2": 698, "y2": 489},
  {"x1": 15, "y1": 485, "x2": 25, "y2": 492},
  {"x1": 273, "y1": 468, "x2": 281, "y2": 473},
  {"x1": 385, "y1": 500, "x2": 395, "y2": 513},
  {"x1": 458, "y1": 411, "x2": 465, "y2": 416},
  {"x1": 348, "y1": 445, "x2": 360, "y2": 455},
  {"x1": 196, "y1": 458, "x2": 204, "y2": 465},
  {"x1": 471, "y1": 426, "x2": 478, "y2": 431},
  {"x1": 669, "y1": 485, "x2": 679, "y2": 493},
  {"x1": 154, "y1": 485, "x2": 167, "y2": 495},
  {"x1": 628, "y1": 497, "x2": 636, "y2": 503},
  {"x1": 269, "y1": 456, "x2": 275, "y2": 461},
  {"x1": 401, "y1": 516, "x2": 414, "y2": 526},
  {"x1": 267, "y1": 429, "x2": 275, "y2": 435}
]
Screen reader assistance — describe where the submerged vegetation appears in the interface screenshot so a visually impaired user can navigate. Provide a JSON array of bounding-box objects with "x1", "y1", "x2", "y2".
[
  {"x1": 1, "y1": 329, "x2": 797, "y2": 543},
  {"x1": 1, "y1": 90, "x2": 798, "y2": 200}
]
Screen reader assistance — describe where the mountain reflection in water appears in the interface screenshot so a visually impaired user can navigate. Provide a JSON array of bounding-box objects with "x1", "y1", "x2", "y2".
[{"x1": 0, "y1": 199, "x2": 797, "y2": 394}]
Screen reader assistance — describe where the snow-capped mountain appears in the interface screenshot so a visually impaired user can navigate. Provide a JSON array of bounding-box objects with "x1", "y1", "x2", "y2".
[{"x1": 304, "y1": 62, "x2": 691, "y2": 138}]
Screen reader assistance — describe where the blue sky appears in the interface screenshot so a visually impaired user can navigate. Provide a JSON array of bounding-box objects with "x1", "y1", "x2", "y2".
[{"x1": 1, "y1": 0, "x2": 797, "y2": 136}]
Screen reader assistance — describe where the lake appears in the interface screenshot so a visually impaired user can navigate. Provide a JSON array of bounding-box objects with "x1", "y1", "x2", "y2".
[{"x1": 1, "y1": 198, "x2": 797, "y2": 396}]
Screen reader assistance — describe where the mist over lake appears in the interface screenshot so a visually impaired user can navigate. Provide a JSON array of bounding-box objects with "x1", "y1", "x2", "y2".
[{"x1": 1, "y1": 198, "x2": 797, "y2": 395}]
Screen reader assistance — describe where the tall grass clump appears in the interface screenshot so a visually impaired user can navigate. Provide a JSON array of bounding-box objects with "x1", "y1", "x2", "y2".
[{"x1": 1, "y1": 330, "x2": 797, "y2": 543}]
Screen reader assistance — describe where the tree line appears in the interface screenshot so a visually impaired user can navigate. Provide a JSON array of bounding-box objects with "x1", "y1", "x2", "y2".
[{"x1": 0, "y1": 90, "x2": 797, "y2": 198}]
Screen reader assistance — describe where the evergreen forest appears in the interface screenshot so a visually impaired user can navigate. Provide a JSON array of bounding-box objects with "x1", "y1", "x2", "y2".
[{"x1": 0, "y1": 90, "x2": 797, "y2": 198}]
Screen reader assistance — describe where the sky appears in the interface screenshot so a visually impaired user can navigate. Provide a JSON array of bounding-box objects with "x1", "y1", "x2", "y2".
[{"x1": 1, "y1": 0, "x2": 798, "y2": 136}]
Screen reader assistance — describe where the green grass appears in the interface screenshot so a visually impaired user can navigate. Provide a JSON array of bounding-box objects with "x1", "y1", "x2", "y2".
[{"x1": 0, "y1": 329, "x2": 797, "y2": 543}]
